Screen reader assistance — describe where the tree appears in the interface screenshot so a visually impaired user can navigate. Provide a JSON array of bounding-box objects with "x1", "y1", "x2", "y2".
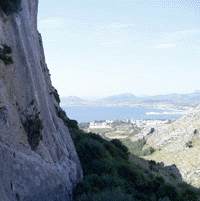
[{"x1": 0, "y1": 0, "x2": 22, "y2": 15}]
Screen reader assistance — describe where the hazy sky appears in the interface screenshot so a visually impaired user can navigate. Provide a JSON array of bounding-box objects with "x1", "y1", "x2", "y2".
[{"x1": 38, "y1": 0, "x2": 200, "y2": 98}]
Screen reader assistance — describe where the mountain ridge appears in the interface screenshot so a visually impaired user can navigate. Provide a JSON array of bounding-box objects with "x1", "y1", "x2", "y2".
[{"x1": 61, "y1": 91, "x2": 200, "y2": 108}]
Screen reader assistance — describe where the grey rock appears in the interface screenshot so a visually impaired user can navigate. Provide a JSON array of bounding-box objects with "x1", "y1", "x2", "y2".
[
  {"x1": 165, "y1": 164, "x2": 182, "y2": 180},
  {"x1": 157, "y1": 162, "x2": 165, "y2": 168},
  {"x1": 0, "y1": 1, "x2": 82, "y2": 200}
]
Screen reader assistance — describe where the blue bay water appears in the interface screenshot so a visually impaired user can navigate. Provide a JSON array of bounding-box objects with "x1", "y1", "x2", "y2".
[{"x1": 62, "y1": 106, "x2": 183, "y2": 123}]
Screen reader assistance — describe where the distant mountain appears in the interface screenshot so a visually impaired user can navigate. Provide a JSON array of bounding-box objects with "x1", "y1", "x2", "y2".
[
  {"x1": 61, "y1": 96, "x2": 86, "y2": 105},
  {"x1": 61, "y1": 91, "x2": 200, "y2": 107},
  {"x1": 142, "y1": 91, "x2": 200, "y2": 106},
  {"x1": 99, "y1": 93, "x2": 140, "y2": 103}
]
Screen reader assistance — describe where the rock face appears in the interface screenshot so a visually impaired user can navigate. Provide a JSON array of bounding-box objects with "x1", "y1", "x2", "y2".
[
  {"x1": 0, "y1": 1, "x2": 82, "y2": 200},
  {"x1": 165, "y1": 164, "x2": 182, "y2": 180}
]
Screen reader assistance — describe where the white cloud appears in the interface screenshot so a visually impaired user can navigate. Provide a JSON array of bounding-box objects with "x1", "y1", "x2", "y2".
[{"x1": 153, "y1": 43, "x2": 176, "y2": 49}]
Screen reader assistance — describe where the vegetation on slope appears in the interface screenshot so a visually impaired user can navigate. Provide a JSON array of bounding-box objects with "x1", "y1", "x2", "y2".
[
  {"x1": 70, "y1": 125, "x2": 200, "y2": 201},
  {"x1": 121, "y1": 138, "x2": 155, "y2": 156},
  {"x1": 19, "y1": 100, "x2": 43, "y2": 151},
  {"x1": 23, "y1": 111, "x2": 43, "y2": 150},
  {"x1": 0, "y1": 44, "x2": 13, "y2": 65},
  {"x1": 0, "y1": 0, "x2": 22, "y2": 15}
]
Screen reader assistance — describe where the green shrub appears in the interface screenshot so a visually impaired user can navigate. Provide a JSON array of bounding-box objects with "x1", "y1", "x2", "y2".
[
  {"x1": 0, "y1": 0, "x2": 22, "y2": 15},
  {"x1": 110, "y1": 139, "x2": 129, "y2": 159},
  {"x1": 185, "y1": 141, "x2": 193, "y2": 148},
  {"x1": 50, "y1": 89, "x2": 60, "y2": 104},
  {"x1": 55, "y1": 106, "x2": 79, "y2": 130},
  {"x1": 122, "y1": 138, "x2": 155, "y2": 156},
  {"x1": 87, "y1": 132, "x2": 106, "y2": 144},
  {"x1": 158, "y1": 197, "x2": 171, "y2": 201},
  {"x1": 142, "y1": 147, "x2": 155, "y2": 156},
  {"x1": 23, "y1": 112, "x2": 43, "y2": 150},
  {"x1": 182, "y1": 188, "x2": 198, "y2": 201},
  {"x1": 103, "y1": 141, "x2": 128, "y2": 161},
  {"x1": 89, "y1": 159, "x2": 116, "y2": 175},
  {"x1": 0, "y1": 44, "x2": 13, "y2": 65},
  {"x1": 117, "y1": 163, "x2": 143, "y2": 186},
  {"x1": 77, "y1": 189, "x2": 133, "y2": 201},
  {"x1": 139, "y1": 176, "x2": 165, "y2": 197},
  {"x1": 2, "y1": 44, "x2": 12, "y2": 54},
  {"x1": 30, "y1": 99, "x2": 35, "y2": 106},
  {"x1": 15, "y1": 193, "x2": 20, "y2": 201},
  {"x1": 123, "y1": 138, "x2": 146, "y2": 156},
  {"x1": 179, "y1": 183, "x2": 199, "y2": 201},
  {"x1": 67, "y1": 119, "x2": 79, "y2": 130},
  {"x1": 76, "y1": 138, "x2": 111, "y2": 170},
  {"x1": 73, "y1": 175, "x2": 133, "y2": 201},
  {"x1": 70, "y1": 129, "x2": 87, "y2": 144},
  {"x1": 157, "y1": 183, "x2": 180, "y2": 201}
]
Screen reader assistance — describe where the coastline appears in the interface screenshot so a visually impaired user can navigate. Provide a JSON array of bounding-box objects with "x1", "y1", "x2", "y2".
[{"x1": 61, "y1": 102, "x2": 191, "y2": 113}]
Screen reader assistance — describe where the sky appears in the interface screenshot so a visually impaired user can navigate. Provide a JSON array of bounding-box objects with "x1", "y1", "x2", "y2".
[{"x1": 38, "y1": 0, "x2": 200, "y2": 99}]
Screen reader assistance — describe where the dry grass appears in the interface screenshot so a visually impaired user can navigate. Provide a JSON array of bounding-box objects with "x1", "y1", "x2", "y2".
[{"x1": 143, "y1": 142, "x2": 200, "y2": 187}]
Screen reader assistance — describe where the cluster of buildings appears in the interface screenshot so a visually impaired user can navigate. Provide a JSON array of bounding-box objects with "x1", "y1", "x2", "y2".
[{"x1": 89, "y1": 119, "x2": 170, "y2": 129}]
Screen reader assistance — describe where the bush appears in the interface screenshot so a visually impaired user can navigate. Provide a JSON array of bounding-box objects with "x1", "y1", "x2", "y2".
[
  {"x1": 77, "y1": 189, "x2": 133, "y2": 201},
  {"x1": 0, "y1": 0, "x2": 22, "y2": 15},
  {"x1": 15, "y1": 193, "x2": 20, "y2": 201},
  {"x1": 110, "y1": 139, "x2": 129, "y2": 159},
  {"x1": 0, "y1": 44, "x2": 13, "y2": 65},
  {"x1": 50, "y1": 89, "x2": 60, "y2": 104},
  {"x1": 156, "y1": 183, "x2": 180, "y2": 201},
  {"x1": 140, "y1": 176, "x2": 165, "y2": 197},
  {"x1": 122, "y1": 138, "x2": 155, "y2": 156},
  {"x1": 55, "y1": 106, "x2": 79, "y2": 130},
  {"x1": 90, "y1": 159, "x2": 118, "y2": 176},
  {"x1": 76, "y1": 138, "x2": 111, "y2": 173},
  {"x1": 2, "y1": 44, "x2": 12, "y2": 54},
  {"x1": 73, "y1": 175, "x2": 133, "y2": 201},
  {"x1": 103, "y1": 141, "x2": 128, "y2": 161},
  {"x1": 123, "y1": 138, "x2": 146, "y2": 156},
  {"x1": 179, "y1": 183, "x2": 199, "y2": 201},
  {"x1": 185, "y1": 141, "x2": 193, "y2": 148},
  {"x1": 23, "y1": 112, "x2": 43, "y2": 150},
  {"x1": 142, "y1": 147, "x2": 155, "y2": 156},
  {"x1": 117, "y1": 163, "x2": 144, "y2": 186}
]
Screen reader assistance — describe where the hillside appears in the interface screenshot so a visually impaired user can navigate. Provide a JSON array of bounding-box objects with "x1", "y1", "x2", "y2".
[
  {"x1": 71, "y1": 128, "x2": 200, "y2": 200},
  {"x1": 131, "y1": 105, "x2": 200, "y2": 187}
]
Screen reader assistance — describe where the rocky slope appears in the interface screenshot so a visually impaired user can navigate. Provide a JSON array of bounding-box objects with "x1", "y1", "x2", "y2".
[
  {"x1": 131, "y1": 105, "x2": 200, "y2": 187},
  {"x1": 0, "y1": 1, "x2": 82, "y2": 200}
]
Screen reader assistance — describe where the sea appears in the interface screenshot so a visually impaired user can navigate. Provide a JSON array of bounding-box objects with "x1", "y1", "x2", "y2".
[{"x1": 62, "y1": 106, "x2": 185, "y2": 123}]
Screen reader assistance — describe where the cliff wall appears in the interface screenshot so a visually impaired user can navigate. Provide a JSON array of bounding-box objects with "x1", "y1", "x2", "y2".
[{"x1": 0, "y1": 1, "x2": 82, "y2": 200}]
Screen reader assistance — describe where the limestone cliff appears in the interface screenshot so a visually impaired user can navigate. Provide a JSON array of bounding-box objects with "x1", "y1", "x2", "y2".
[{"x1": 0, "y1": 1, "x2": 82, "y2": 200}]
